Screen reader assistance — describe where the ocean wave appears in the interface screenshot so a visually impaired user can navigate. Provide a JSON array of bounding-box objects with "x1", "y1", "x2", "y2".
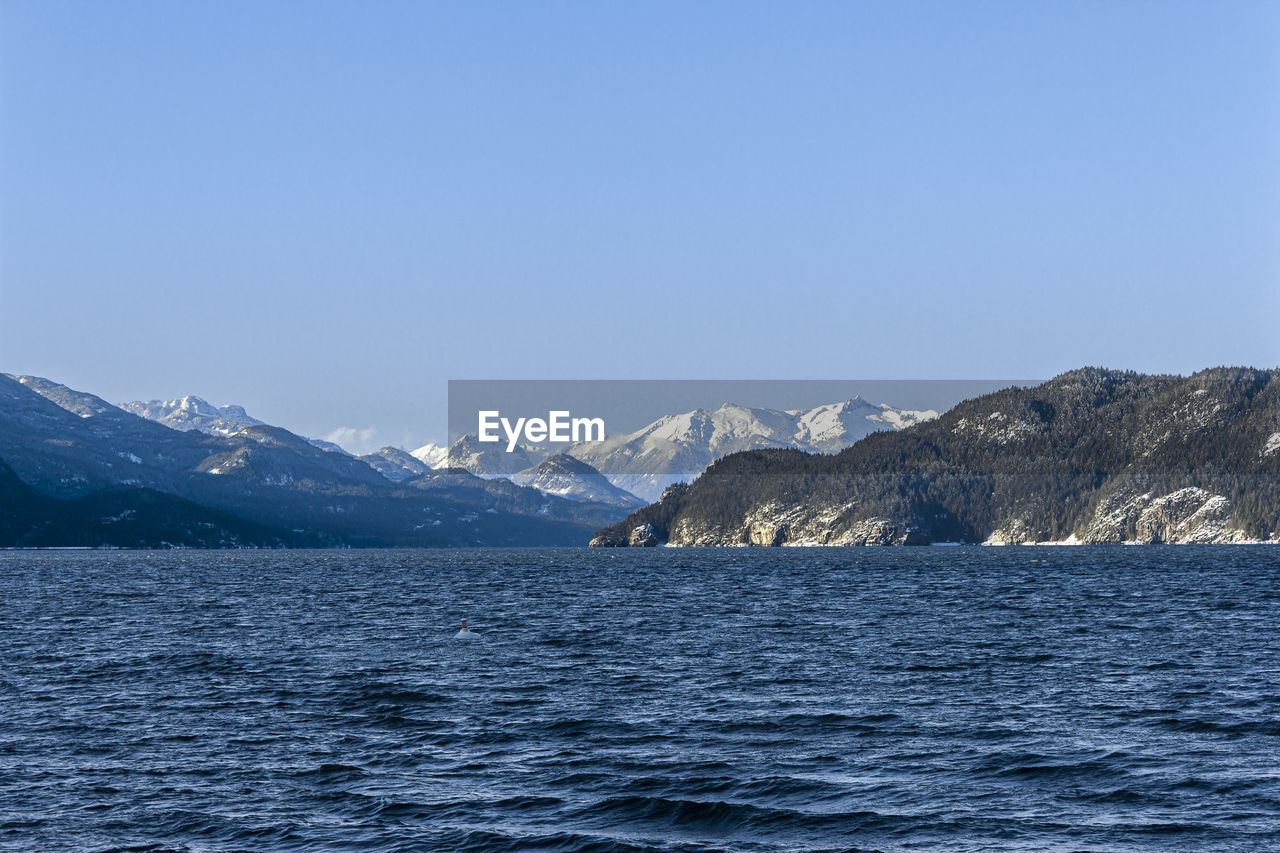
[{"x1": 570, "y1": 795, "x2": 900, "y2": 834}]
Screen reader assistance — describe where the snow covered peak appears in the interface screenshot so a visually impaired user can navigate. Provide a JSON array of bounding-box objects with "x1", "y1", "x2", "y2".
[
  {"x1": 793, "y1": 398, "x2": 932, "y2": 451},
  {"x1": 361, "y1": 446, "x2": 433, "y2": 482},
  {"x1": 176, "y1": 396, "x2": 212, "y2": 413},
  {"x1": 410, "y1": 442, "x2": 450, "y2": 469},
  {"x1": 121, "y1": 396, "x2": 265, "y2": 437}
]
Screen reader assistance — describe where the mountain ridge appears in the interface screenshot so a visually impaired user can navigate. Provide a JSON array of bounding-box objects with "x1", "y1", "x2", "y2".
[{"x1": 120, "y1": 395, "x2": 265, "y2": 436}]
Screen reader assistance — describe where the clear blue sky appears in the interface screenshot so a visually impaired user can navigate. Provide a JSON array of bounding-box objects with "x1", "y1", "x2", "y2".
[{"x1": 2, "y1": 1, "x2": 1278, "y2": 452}]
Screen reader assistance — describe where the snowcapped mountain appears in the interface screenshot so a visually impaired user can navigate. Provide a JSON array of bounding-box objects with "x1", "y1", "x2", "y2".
[
  {"x1": 791, "y1": 396, "x2": 937, "y2": 452},
  {"x1": 361, "y1": 446, "x2": 433, "y2": 482},
  {"x1": 410, "y1": 442, "x2": 449, "y2": 468},
  {"x1": 568, "y1": 399, "x2": 938, "y2": 501},
  {"x1": 510, "y1": 454, "x2": 645, "y2": 508},
  {"x1": 438, "y1": 435, "x2": 545, "y2": 477},
  {"x1": 121, "y1": 394, "x2": 353, "y2": 455},
  {"x1": 120, "y1": 396, "x2": 264, "y2": 436}
]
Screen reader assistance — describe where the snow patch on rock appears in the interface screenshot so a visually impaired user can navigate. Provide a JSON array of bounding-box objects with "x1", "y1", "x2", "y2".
[{"x1": 1075, "y1": 487, "x2": 1258, "y2": 544}]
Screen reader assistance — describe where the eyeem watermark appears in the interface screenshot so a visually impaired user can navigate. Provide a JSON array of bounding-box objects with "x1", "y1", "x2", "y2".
[
  {"x1": 448, "y1": 380, "x2": 1040, "y2": 471},
  {"x1": 478, "y1": 410, "x2": 606, "y2": 452}
]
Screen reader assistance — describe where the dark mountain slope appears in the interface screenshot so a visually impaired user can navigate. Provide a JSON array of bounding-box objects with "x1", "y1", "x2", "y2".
[{"x1": 0, "y1": 458, "x2": 300, "y2": 548}]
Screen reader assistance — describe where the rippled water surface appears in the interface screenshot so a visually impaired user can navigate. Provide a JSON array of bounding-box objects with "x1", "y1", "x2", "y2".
[{"x1": 2, "y1": 547, "x2": 1278, "y2": 852}]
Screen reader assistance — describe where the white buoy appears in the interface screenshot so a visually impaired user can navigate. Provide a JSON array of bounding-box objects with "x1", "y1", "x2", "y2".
[{"x1": 454, "y1": 617, "x2": 479, "y2": 640}]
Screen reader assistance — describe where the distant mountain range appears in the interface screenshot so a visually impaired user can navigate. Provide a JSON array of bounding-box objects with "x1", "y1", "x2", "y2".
[
  {"x1": 393, "y1": 398, "x2": 937, "y2": 502},
  {"x1": 100, "y1": 384, "x2": 940, "y2": 507},
  {"x1": 592, "y1": 368, "x2": 1280, "y2": 547},
  {"x1": 0, "y1": 374, "x2": 628, "y2": 547}
]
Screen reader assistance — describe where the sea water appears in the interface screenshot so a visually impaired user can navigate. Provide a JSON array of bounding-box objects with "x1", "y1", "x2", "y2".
[{"x1": 1, "y1": 547, "x2": 1277, "y2": 852}]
